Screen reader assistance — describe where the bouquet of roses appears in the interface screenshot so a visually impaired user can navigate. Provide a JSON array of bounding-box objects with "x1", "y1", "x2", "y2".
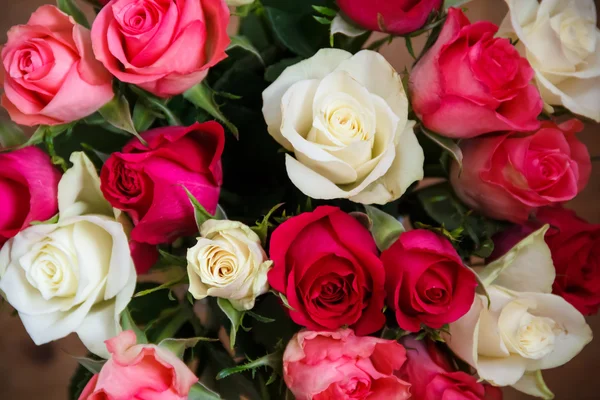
[{"x1": 1, "y1": 0, "x2": 598, "y2": 399}]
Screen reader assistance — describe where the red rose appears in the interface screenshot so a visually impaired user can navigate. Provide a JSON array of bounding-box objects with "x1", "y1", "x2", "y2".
[
  {"x1": 0, "y1": 147, "x2": 61, "y2": 246},
  {"x1": 268, "y1": 206, "x2": 386, "y2": 335},
  {"x1": 398, "y1": 336, "x2": 502, "y2": 400},
  {"x1": 492, "y1": 206, "x2": 600, "y2": 316},
  {"x1": 410, "y1": 8, "x2": 542, "y2": 138},
  {"x1": 101, "y1": 122, "x2": 225, "y2": 246},
  {"x1": 381, "y1": 229, "x2": 477, "y2": 332},
  {"x1": 337, "y1": 0, "x2": 442, "y2": 35},
  {"x1": 451, "y1": 119, "x2": 591, "y2": 223}
]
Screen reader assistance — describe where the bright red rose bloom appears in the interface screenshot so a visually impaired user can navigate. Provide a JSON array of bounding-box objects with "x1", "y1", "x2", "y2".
[
  {"x1": 381, "y1": 229, "x2": 477, "y2": 332},
  {"x1": 101, "y1": 122, "x2": 225, "y2": 247},
  {"x1": 398, "y1": 336, "x2": 503, "y2": 400},
  {"x1": 283, "y1": 329, "x2": 411, "y2": 400},
  {"x1": 410, "y1": 8, "x2": 542, "y2": 138},
  {"x1": 492, "y1": 206, "x2": 600, "y2": 316},
  {"x1": 337, "y1": 0, "x2": 442, "y2": 35},
  {"x1": 451, "y1": 119, "x2": 591, "y2": 223},
  {"x1": 0, "y1": 147, "x2": 61, "y2": 246},
  {"x1": 91, "y1": 0, "x2": 230, "y2": 97},
  {"x1": 268, "y1": 206, "x2": 386, "y2": 335}
]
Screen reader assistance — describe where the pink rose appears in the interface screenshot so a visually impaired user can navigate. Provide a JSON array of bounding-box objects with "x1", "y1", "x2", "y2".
[
  {"x1": 409, "y1": 8, "x2": 542, "y2": 138},
  {"x1": 283, "y1": 329, "x2": 411, "y2": 400},
  {"x1": 1, "y1": 5, "x2": 114, "y2": 126},
  {"x1": 450, "y1": 119, "x2": 591, "y2": 223},
  {"x1": 398, "y1": 336, "x2": 503, "y2": 400},
  {"x1": 91, "y1": 0, "x2": 230, "y2": 97},
  {"x1": 79, "y1": 330, "x2": 198, "y2": 400},
  {"x1": 0, "y1": 147, "x2": 61, "y2": 246},
  {"x1": 381, "y1": 229, "x2": 477, "y2": 332},
  {"x1": 100, "y1": 122, "x2": 225, "y2": 246},
  {"x1": 337, "y1": 0, "x2": 442, "y2": 35}
]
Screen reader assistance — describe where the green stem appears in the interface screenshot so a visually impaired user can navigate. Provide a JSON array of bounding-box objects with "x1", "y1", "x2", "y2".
[{"x1": 154, "y1": 306, "x2": 191, "y2": 342}]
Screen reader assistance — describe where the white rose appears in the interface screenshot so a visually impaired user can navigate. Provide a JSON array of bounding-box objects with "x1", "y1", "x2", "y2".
[
  {"x1": 262, "y1": 49, "x2": 424, "y2": 205},
  {"x1": 187, "y1": 219, "x2": 271, "y2": 310},
  {"x1": 500, "y1": 0, "x2": 600, "y2": 121},
  {"x1": 446, "y1": 226, "x2": 592, "y2": 399},
  {"x1": 0, "y1": 152, "x2": 136, "y2": 358}
]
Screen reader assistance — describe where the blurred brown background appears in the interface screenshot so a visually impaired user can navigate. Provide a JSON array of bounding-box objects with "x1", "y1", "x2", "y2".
[{"x1": 0, "y1": 0, "x2": 598, "y2": 399}]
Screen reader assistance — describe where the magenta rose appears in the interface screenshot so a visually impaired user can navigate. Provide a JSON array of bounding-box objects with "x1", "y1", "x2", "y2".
[
  {"x1": 79, "y1": 330, "x2": 198, "y2": 400},
  {"x1": 91, "y1": 0, "x2": 230, "y2": 97},
  {"x1": 451, "y1": 119, "x2": 591, "y2": 223},
  {"x1": 1, "y1": 5, "x2": 114, "y2": 126},
  {"x1": 268, "y1": 206, "x2": 386, "y2": 335},
  {"x1": 0, "y1": 147, "x2": 61, "y2": 246},
  {"x1": 381, "y1": 229, "x2": 477, "y2": 332},
  {"x1": 283, "y1": 329, "x2": 411, "y2": 400},
  {"x1": 100, "y1": 122, "x2": 225, "y2": 246},
  {"x1": 337, "y1": 0, "x2": 442, "y2": 35},
  {"x1": 409, "y1": 8, "x2": 542, "y2": 138},
  {"x1": 398, "y1": 336, "x2": 503, "y2": 400}
]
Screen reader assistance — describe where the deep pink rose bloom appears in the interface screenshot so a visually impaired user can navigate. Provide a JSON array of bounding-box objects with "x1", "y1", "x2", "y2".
[
  {"x1": 79, "y1": 330, "x2": 198, "y2": 400},
  {"x1": 1, "y1": 5, "x2": 114, "y2": 126},
  {"x1": 381, "y1": 229, "x2": 477, "y2": 332},
  {"x1": 337, "y1": 0, "x2": 442, "y2": 35},
  {"x1": 91, "y1": 0, "x2": 230, "y2": 97},
  {"x1": 409, "y1": 8, "x2": 542, "y2": 138},
  {"x1": 491, "y1": 206, "x2": 600, "y2": 316},
  {"x1": 398, "y1": 336, "x2": 503, "y2": 400},
  {"x1": 268, "y1": 206, "x2": 386, "y2": 335},
  {"x1": 283, "y1": 329, "x2": 411, "y2": 400},
  {"x1": 0, "y1": 147, "x2": 61, "y2": 246},
  {"x1": 101, "y1": 122, "x2": 225, "y2": 247},
  {"x1": 451, "y1": 119, "x2": 591, "y2": 223}
]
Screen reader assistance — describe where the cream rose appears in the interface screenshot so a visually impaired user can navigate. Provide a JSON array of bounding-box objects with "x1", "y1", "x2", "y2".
[
  {"x1": 187, "y1": 220, "x2": 271, "y2": 310},
  {"x1": 0, "y1": 152, "x2": 136, "y2": 358},
  {"x1": 262, "y1": 49, "x2": 424, "y2": 205},
  {"x1": 446, "y1": 226, "x2": 592, "y2": 399},
  {"x1": 500, "y1": 0, "x2": 600, "y2": 121}
]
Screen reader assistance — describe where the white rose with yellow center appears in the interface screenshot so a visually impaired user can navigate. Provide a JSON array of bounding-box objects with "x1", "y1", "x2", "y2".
[
  {"x1": 0, "y1": 153, "x2": 136, "y2": 358},
  {"x1": 446, "y1": 226, "x2": 592, "y2": 399},
  {"x1": 262, "y1": 49, "x2": 424, "y2": 205},
  {"x1": 500, "y1": 0, "x2": 600, "y2": 121},
  {"x1": 187, "y1": 220, "x2": 271, "y2": 310}
]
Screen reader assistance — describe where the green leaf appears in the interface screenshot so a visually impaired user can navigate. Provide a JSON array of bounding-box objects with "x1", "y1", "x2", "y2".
[
  {"x1": 251, "y1": 203, "x2": 284, "y2": 246},
  {"x1": 312, "y1": 5, "x2": 337, "y2": 17},
  {"x1": 473, "y1": 238, "x2": 494, "y2": 258},
  {"x1": 188, "y1": 382, "x2": 223, "y2": 400},
  {"x1": 20, "y1": 123, "x2": 75, "y2": 148},
  {"x1": 99, "y1": 95, "x2": 148, "y2": 145},
  {"x1": 330, "y1": 13, "x2": 368, "y2": 39},
  {"x1": 30, "y1": 214, "x2": 59, "y2": 226},
  {"x1": 183, "y1": 186, "x2": 215, "y2": 231},
  {"x1": 227, "y1": 36, "x2": 264, "y2": 65},
  {"x1": 265, "y1": 7, "x2": 330, "y2": 58},
  {"x1": 215, "y1": 204, "x2": 228, "y2": 220},
  {"x1": 217, "y1": 298, "x2": 244, "y2": 349},
  {"x1": 313, "y1": 15, "x2": 332, "y2": 25},
  {"x1": 270, "y1": 290, "x2": 295, "y2": 311},
  {"x1": 132, "y1": 101, "x2": 157, "y2": 132},
  {"x1": 444, "y1": 0, "x2": 473, "y2": 10},
  {"x1": 420, "y1": 127, "x2": 463, "y2": 170},
  {"x1": 151, "y1": 306, "x2": 193, "y2": 343},
  {"x1": 183, "y1": 83, "x2": 239, "y2": 138},
  {"x1": 512, "y1": 370, "x2": 555, "y2": 400},
  {"x1": 74, "y1": 357, "x2": 106, "y2": 374},
  {"x1": 264, "y1": 57, "x2": 304, "y2": 82},
  {"x1": 57, "y1": 0, "x2": 89, "y2": 28},
  {"x1": 216, "y1": 351, "x2": 282, "y2": 380},
  {"x1": 134, "y1": 274, "x2": 187, "y2": 298},
  {"x1": 364, "y1": 205, "x2": 406, "y2": 251},
  {"x1": 158, "y1": 337, "x2": 218, "y2": 359},
  {"x1": 121, "y1": 308, "x2": 148, "y2": 344},
  {"x1": 158, "y1": 249, "x2": 187, "y2": 267},
  {"x1": 246, "y1": 310, "x2": 276, "y2": 323},
  {"x1": 405, "y1": 36, "x2": 416, "y2": 59},
  {"x1": 0, "y1": 120, "x2": 27, "y2": 148}
]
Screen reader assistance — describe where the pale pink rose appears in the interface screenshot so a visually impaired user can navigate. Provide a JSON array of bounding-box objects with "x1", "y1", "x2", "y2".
[
  {"x1": 283, "y1": 329, "x2": 411, "y2": 400},
  {"x1": 1, "y1": 5, "x2": 114, "y2": 126},
  {"x1": 450, "y1": 119, "x2": 590, "y2": 223},
  {"x1": 91, "y1": 0, "x2": 230, "y2": 98},
  {"x1": 79, "y1": 330, "x2": 198, "y2": 400}
]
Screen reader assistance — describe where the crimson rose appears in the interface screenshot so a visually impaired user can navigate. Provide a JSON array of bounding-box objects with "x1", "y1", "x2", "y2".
[{"x1": 268, "y1": 206, "x2": 386, "y2": 335}]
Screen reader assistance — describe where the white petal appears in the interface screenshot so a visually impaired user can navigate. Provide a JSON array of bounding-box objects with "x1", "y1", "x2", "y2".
[
  {"x1": 477, "y1": 354, "x2": 528, "y2": 386},
  {"x1": 536, "y1": 71, "x2": 600, "y2": 122},
  {"x1": 77, "y1": 300, "x2": 120, "y2": 359},
  {"x1": 478, "y1": 286, "x2": 513, "y2": 358},
  {"x1": 285, "y1": 154, "x2": 349, "y2": 199},
  {"x1": 445, "y1": 295, "x2": 484, "y2": 368},
  {"x1": 511, "y1": 370, "x2": 555, "y2": 400},
  {"x1": 477, "y1": 226, "x2": 555, "y2": 293}
]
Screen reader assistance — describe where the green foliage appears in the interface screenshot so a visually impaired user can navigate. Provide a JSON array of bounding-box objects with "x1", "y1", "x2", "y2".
[
  {"x1": 0, "y1": 120, "x2": 27, "y2": 148},
  {"x1": 121, "y1": 308, "x2": 149, "y2": 344},
  {"x1": 184, "y1": 187, "x2": 216, "y2": 231},
  {"x1": 184, "y1": 83, "x2": 239, "y2": 138},
  {"x1": 251, "y1": 203, "x2": 284, "y2": 245},
  {"x1": 57, "y1": 0, "x2": 89, "y2": 28},
  {"x1": 98, "y1": 95, "x2": 148, "y2": 145},
  {"x1": 227, "y1": 36, "x2": 265, "y2": 64},
  {"x1": 364, "y1": 206, "x2": 406, "y2": 251},
  {"x1": 217, "y1": 298, "x2": 244, "y2": 349}
]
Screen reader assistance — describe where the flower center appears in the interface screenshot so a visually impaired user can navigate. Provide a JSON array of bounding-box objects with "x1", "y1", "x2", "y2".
[
  {"x1": 517, "y1": 313, "x2": 559, "y2": 360},
  {"x1": 551, "y1": 7, "x2": 596, "y2": 61},
  {"x1": 196, "y1": 243, "x2": 239, "y2": 286}
]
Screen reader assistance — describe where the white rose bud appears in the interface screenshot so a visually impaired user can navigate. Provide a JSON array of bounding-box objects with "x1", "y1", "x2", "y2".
[
  {"x1": 500, "y1": 0, "x2": 600, "y2": 121},
  {"x1": 262, "y1": 49, "x2": 424, "y2": 205},
  {"x1": 0, "y1": 153, "x2": 136, "y2": 358},
  {"x1": 446, "y1": 226, "x2": 592, "y2": 399},
  {"x1": 187, "y1": 220, "x2": 272, "y2": 310}
]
